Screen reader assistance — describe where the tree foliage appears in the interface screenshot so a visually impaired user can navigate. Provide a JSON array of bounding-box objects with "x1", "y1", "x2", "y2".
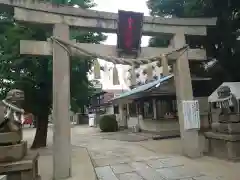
[
  {"x1": 0, "y1": 0, "x2": 106, "y2": 148},
  {"x1": 147, "y1": 0, "x2": 240, "y2": 83},
  {"x1": 147, "y1": 0, "x2": 215, "y2": 18}
]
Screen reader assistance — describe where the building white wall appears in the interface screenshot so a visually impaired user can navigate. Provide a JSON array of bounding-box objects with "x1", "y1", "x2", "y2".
[{"x1": 105, "y1": 106, "x2": 114, "y2": 114}]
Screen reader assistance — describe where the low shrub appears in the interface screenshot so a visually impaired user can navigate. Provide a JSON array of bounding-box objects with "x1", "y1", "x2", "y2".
[{"x1": 99, "y1": 114, "x2": 118, "y2": 132}]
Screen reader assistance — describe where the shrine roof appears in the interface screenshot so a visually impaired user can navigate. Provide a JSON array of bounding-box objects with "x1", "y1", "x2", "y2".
[
  {"x1": 208, "y1": 82, "x2": 240, "y2": 102},
  {"x1": 112, "y1": 75, "x2": 174, "y2": 102}
]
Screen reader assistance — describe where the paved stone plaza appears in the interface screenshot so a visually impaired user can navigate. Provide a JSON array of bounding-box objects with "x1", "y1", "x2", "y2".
[
  {"x1": 95, "y1": 158, "x2": 219, "y2": 180},
  {"x1": 23, "y1": 125, "x2": 239, "y2": 180}
]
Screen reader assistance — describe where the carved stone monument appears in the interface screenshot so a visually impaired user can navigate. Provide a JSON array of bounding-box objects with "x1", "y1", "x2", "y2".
[
  {"x1": 205, "y1": 85, "x2": 240, "y2": 161},
  {"x1": 0, "y1": 89, "x2": 40, "y2": 180}
]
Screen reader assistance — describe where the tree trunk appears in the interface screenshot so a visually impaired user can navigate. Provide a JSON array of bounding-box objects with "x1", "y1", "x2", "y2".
[{"x1": 31, "y1": 113, "x2": 49, "y2": 149}]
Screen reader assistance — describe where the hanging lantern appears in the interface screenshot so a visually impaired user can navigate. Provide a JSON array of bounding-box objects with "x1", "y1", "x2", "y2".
[
  {"x1": 161, "y1": 55, "x2": 169, "y2": 76},
  {"x1": 93, "y1": 60, "x2": 101, "y2": 79},
  {"x1": 112, "y1": 64, "x2": 120, "y2": 85},
  {"x1": 146, "y1": 63, "x2": 153, "y2": 80},
  {"x1": 130, "y1": 64, "x2": 136, "y2": 86}
]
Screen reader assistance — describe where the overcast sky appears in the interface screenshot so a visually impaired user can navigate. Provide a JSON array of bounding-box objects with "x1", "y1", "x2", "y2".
[{"x1": 89, "y1": 0, "x2": 150, "y2": 90}]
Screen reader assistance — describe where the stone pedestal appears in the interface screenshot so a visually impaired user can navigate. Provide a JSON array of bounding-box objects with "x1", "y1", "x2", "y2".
[
  {"x1": 0, "y1": 151, "x2": 40, "y2": 180},
  {"x1": 205, "y1": 131, "x2": 240, "y2": 161},
  {"x1": 211, "y1": 122, "x2": 240, "y2": 134},
  {"x1": 0, "y1": 128, "x2": 40, "y2": 179},
  {"x1": 0, "y1": 131, "x2": 22, "y2": 145},
  {"x1": 205, "y1": 120, "x2": 240, "y2": 161},
  {"x1": 219, "y1": 114, "x2": 240, "y2": 123},
  {"x1": 0, "y1": 141, "x2": 27, "y2": 162}
]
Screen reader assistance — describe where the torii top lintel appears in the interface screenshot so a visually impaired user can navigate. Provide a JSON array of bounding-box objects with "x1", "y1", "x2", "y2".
[{"x1": 0, "y1": 0, "x2": 217, "y2": 36}]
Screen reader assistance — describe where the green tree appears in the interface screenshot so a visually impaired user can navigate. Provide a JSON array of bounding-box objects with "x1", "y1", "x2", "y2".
[
  {"x1": 147, "y1": 0, "x2": 215, "y2": 18},
  {"x1": 147, "y1": 0, "x2": 240, "y2": 85},
  {"x1": 0, "y1": 0, "x2": 106, "y2": 148}
]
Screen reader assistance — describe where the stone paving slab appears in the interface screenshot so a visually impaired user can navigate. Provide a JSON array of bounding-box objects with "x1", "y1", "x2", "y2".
[
  {"x1": 132, "y1": 155, "x2": 171, "y2": 162},
  {"x1": 95, "y1": 166, "x2": 118, "y2": 180},
  {"x1": 93, "y1": 157, "x2": 132, "y2": 167},
  {"x1": 110, "y1": 164, "x2": 135, "y2": 174},
  {"x1": 146, "y1": 157, "x2": 184, "y2": 169},
  {"x1": 117, "y1": 172, "x2": 144, "y2": 180},
  {"x1": 22, "y1": 125, "x2": 238, "y2": 180},
  {"x1": 130, "y1": 162, "x2": 165, "y2": 180},
  {"x1": 101, "y1": 133, "x2": 149, "y2": 142},
  {"x1": 156, "y1": 166, "x2": 204, "y2": 180},
  {"x1": 94, "y1": 159, "x2": 221, "y2": 180},
  {"x1": 193, "y1": 175, "x2": 225, "y2": 180}
]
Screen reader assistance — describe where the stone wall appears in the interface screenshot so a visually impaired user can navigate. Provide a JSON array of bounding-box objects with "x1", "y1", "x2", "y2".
[{"x1": 127, "y1": 115, "x2": 179, "y2": 133}]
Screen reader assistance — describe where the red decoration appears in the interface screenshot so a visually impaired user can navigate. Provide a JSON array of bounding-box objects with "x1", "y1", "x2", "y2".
[
  {"x1": 125, "y1": 17, "x2": 134, "y2": 49},
  {"x1": 117, "y1": 10, "x2": 143, "y2": 56}
]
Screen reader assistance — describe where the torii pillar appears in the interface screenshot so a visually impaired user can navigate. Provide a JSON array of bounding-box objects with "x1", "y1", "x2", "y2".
[
  {"x1": 52, "y1": 23, "x2": 71, "y2": 179},
  {"x1": 172, "y1": 33, "x2": 201, "y2": 158}
]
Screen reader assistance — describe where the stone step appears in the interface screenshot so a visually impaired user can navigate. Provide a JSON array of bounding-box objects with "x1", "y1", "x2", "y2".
[
  {"x1": 204, "y1": 131, "x2": 240, "y2": 161},
  {"x1": 0, "y1": 131, "x2": 22, "y2": 144},
  {"x1": 205, "y1": 131, "x2": 240, "y2": 141},
  {"x1": 0, "y1": 141, "x2": 27, "y2": 163},
  {"x1": 0, "y1": 151, "x2": 40, "y2": 180},
  {"x1": 212, "y1": 122, "x2": 240, "y2": 134},
  {"x1": 219, "y1": 114, "x2": 240, "y2": 123}
]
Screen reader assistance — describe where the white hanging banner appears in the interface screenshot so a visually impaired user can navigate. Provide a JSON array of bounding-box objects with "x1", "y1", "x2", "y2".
[{"x1": 182, "y1": 100, "x2": 200, "y2": 130}]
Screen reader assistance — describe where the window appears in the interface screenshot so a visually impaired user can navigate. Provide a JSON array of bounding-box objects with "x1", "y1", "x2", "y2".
[
  {"x1": 114, "y1": 105, "x2": 119, "y2": 114},
  {"x1": 97, "y1": 94, "x2": 104, "y2": 105},
  {"x1": 143, "y1": 100, "x2": 153, "y2": 118},
  {"x1": 155, "y1": 98, "x2": 178, "y2": 119},
  {"x1": 129, "y1": 102, "x2": 137, "y2": 117}
]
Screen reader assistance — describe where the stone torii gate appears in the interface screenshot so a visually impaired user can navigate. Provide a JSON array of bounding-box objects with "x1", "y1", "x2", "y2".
[{"x1": 0, "y1": 1, "x2": 216, "y2": 179}]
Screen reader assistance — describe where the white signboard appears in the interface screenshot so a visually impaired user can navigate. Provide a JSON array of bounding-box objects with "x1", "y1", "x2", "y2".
[
  {"x1": 182, "y1": 100, "x2": 200, "y2": 130},
  {"x1": 88, "y1": 113, "x2": 96, "y2": 127}
]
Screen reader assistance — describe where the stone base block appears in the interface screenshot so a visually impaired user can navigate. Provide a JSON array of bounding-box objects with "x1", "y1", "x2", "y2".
[
  {"x1": 0, "y1": 130, "x2": 22, "y2": 145},
  {"x1": 212, "y1": 122, "x2": 240, "y2": 134},
  {"x1": 0, "y1": 151, "x2": 40, "y2": 180},
  {"x1": 0, "y1": 141, "x2": 27, "y2": 163},
  {"x1": 204, "y1": 131, "x2": 240, "y2": 161},
  {"x1": 219, "y1": 114, "x2": 240, "y2": 123}
]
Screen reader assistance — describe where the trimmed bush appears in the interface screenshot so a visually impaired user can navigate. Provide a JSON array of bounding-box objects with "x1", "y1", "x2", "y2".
[{"x1": 99, "y1": 114, "x2": 118, "y2": 132}]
